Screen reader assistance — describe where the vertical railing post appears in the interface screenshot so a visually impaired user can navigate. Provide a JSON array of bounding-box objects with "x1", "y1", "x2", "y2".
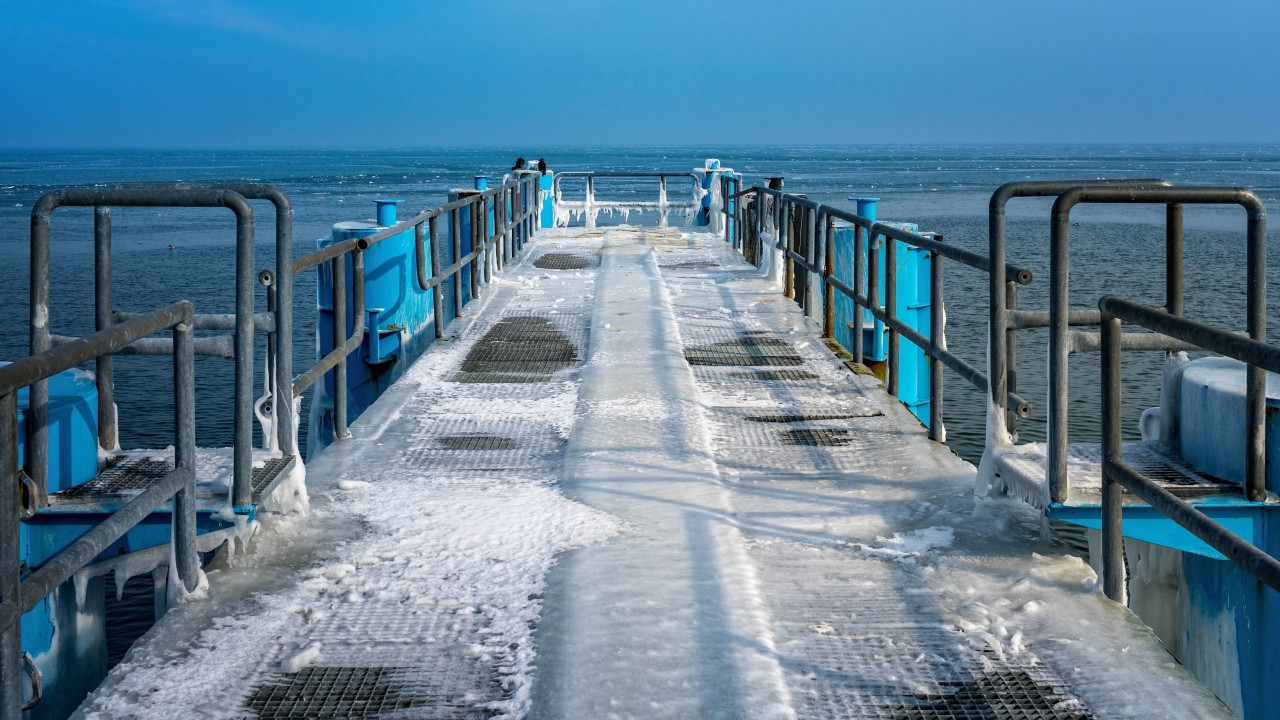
[
  {"x1": 331, "y1": 252, "x2": 349, "y2": 442},
  {"x1": 1166, "y1": 203, "x2": 1184, "y2": 317},
  {"x1": 427, "y1": 218, "x2": 444, "y2": 339},
  {"x1": 172, "y1": 316, "x2": 198, "y2": 591},
  {"x1": 1101, "y1": 310, "x2": 1126, "y2": 603},
  {"x1": 783, "y1": 202, "x2": 795, "y2": 299},
  {"x1": 853, "y1": 224, "x2": 866, "y2": 365},
  {"x1": 886, "y1": 234, "x2": 899, "y2": 397},
  {"x1": 470, "y1": 201, "x2": 481, "y2": 301},
  {"x1": 585, "y1": 175, "x2": 595, "y2": 229},
  {"x1": 1005, "y1": 281, "x2": 1019, "y2": 435},
  {"x1": 451, "y1": 207, "x2": 463, "y2": 316},
  {"x1": 232, "y1": 207, "x2": 254, "y2": 506},
  {"x1": 271, "y1": 192, "x2": 296, "y2": 460},
  {"x1": 0, "y1": 392, "x2": 21, "y2": 719},
  {"x1": 94, "y1": 207, "x2": 117, "y2": 453},
  {"x1": 867, "y1": 234, "x2": 881, "y2": 368},
  {"x1": 822, "y1": 215, "x2": 835, "y2": 338},
  {"x1": 1245, "y1": 206, "x2": 1267, "y2": 501},
  {"x1": 29, "y1": 205, "x2": 51, "y2": 509},
  {"x1": 263, "y1": 271, "x2": 277, "y2": 449},
  {"x1": 929, "y1": 238, "x2": 945, "y2": 440}
]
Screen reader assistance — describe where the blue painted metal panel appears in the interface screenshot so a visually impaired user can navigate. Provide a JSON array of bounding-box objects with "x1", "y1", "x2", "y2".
[
  {"x1": 830, "y1": 215, "x2": 932, "y2": 426},
  {"x1": 309, "y1": 201, "x2": 436, "y2": 455},
  {"x1": 540, "y1": 173, "x2": 554, "y2": 228},
  {"x1": 14, "y1": 369, "x2": 98, "y2": 494},
  {"x1": 1048, "y1": 499, "x2": 1271, "y2": 559}
]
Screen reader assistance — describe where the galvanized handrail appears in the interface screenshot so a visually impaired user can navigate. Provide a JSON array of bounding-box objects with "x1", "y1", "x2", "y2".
[
  {"x1": 0, "y1": 301, "x2": 199, "y2": 716},
  {"x1": 552, "y1": 171, "x2": 701, "y2": 227},
  {"x1": 30, "y1": 186, "x2": 262, "y2": 508},
  {"x1": 719, "y1": 177, "x2": 1036, "y2": 441},
  {"x1": 1044, "y1": 185, "x2": 1266, "y2": 503},
  {"x1": 985, "y1": 179, "x2": 1173, "y2": 438},
  {"x1": 1099, "y1": 296, "x2": 1280, "y2": 601},
  {"x1": 287, "y1": 173, "x2": 541, "y2": 439}
]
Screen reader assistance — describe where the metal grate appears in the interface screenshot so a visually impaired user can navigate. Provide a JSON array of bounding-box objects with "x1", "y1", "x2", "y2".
[
  {"x1": 781, "y1": 428, "x2": 855, "y2": 447},
  {"x1": 684, "y1": 333, "x2": 804, "y2": 367},
  {"x1": 54, "y1": 457, "x2": 171, "y2": 498},
  {"x1": 251, "y1": 456, "x2": 293, "y2": 501},
  {"x1": 244, "y1": 666, "x2": 428, "y2": 719},
  {"x1": 729, "y1": 369, "x2": 820, "y2": 382},
  {"x1": 438, "y1": 435, "x2": 516, "y2": 451},
  {"x1": 660, "y1": 260, "x2": 720, "y2": 270},
  {"x1": 534, "y1": 252, "x2": 596, "y2": 270},
  {"x1": 746, "y1": 413, "x2": 881, "y2": 423},
  {"x1": 453, "y1": 315, "x2": 580, "y2": 383}
]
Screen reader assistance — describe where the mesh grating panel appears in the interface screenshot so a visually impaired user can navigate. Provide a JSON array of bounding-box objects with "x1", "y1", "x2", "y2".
[
  {"x1": 660, "y1": 260, "x2": 721, "y2": 270},
  {"x1": 244, "y1": 666, "x2": 429, "y2": 719},
  {"x1": 453, "y1": 315, "x2": 581, "y2": 383},
  {"x1": 782, "y1": 428, "x2": 855, "y2": 447},
  {"x1": 438, "y1": 435, "x2": 516, "y2": 451},
  {"x1": 729, "y1": 369, "x2": 821, "y2": 382},
  {"x1": 684, "y1": 333, "x2": 804, "y2": 367},
  {"x1": 251, "y1": 456, "x2": 293, "y2": 501},
  {"x1": 54, "y1": 457, "x2": 171, "y2": 498},
  {"x1": 534, "y1": 252, "x2": 597, "y2": 270},
  {"x1": 746, "y1": 413, "x2": 881, "y2": 423}
]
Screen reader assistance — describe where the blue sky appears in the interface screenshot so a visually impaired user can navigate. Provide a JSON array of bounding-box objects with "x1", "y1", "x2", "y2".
[{"x1": 2, "y1": 0, "x2": 1277, "y2": 148}]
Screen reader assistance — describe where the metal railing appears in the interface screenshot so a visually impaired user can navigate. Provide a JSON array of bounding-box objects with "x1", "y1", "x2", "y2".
[
  {"x1": 1099, "y1": 296, "x2": 1280, "y2": 601},
  {"x1": 0, "y1": 301, "x2": 200, "y2": 715},
  {"x1": 552, "y1": 172, "x2": 701, "y2": 227},
  {"x1": 718, "y1": 176, "x2": 1036, "y2": 440},
  {"x1": 289, "y1": 172, "x2": 542, "y2": 439},
  {"x1": 1022, "y1": 184, "x2": 1265, "y2": 503},
  {"x1": 31, "y1": 186, "x2": 277, "y2": 509}
]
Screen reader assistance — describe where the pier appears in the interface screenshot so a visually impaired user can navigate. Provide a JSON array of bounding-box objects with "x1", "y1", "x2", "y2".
[
  {"x1": 74, "y1": 223, "x2": 1230, "y2": 718},
  {"x1": 2, "y1": 168, "x2": 1275, "y2": 718}
]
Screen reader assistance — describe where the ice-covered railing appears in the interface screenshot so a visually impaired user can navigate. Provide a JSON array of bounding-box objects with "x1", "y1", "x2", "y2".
[
  {"x1": 0, "y1": 301, "x2": 202, "y2": 717},
  {"x1": 718, "y1": 178, "x2": 1035, "y2": 446},
  {"x1": 552, "y1": 172, "x2": 702, "y2": 228},
  {"x1": 1096, "y1": 295, "x2": 1280, "y2": 602}
]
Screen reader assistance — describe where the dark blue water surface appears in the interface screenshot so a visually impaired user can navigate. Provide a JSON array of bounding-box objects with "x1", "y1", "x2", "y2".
[{"x1": 1, "y1": 145, "x2": 1278, "y2": 465}]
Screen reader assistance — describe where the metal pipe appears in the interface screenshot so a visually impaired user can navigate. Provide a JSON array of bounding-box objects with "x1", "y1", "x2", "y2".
[
  {"x1": 50, "y1": 334, "x2": 234, "y2": 359},
  {"x1": 1166, "y1": 203, "x2": 1184, "y2": 316},
  {"x1": 822, "y1": 215, "x2": 835, "y2": 337},
  {"x1": 428, "y1": 218, "x2": 444, "y2": 338},
  {"x1": 112, "y1": 311, "x2": 275, "y2": 333},
  {"x1": 470, "y1": 202, "x2": 481, "y2": 301},
  {"x1": 452, "y1": 207, "x2": 463, "y2": 315},
  {"x1": 94, "y1": 207, "x2": 116, "y2": 453},
  {"x1": 929, "y1": 240, "x2": 945, "y2": 441},
  {"x1": 853, "y1": 225, "x2": 865, "y2": 365},
  {"x1": 1068, "y1": 330, "x2": 1201, "y2": 354},
  {"x1": 886, "y1": 235, "x2": 899, "y2": 397},
  {"x1": 331, "y1": 252, "x2": 349, "y2": 443},
  {"x1": 1005, "y1": 282, "x2": 1019, "y2": 435},
  {"x1": 1101, "y1": 312, "x2": 1126, "y2": 602},
  {"x1": 0, "y1": 392, "x2": 22, "y2": 718},
  {"x1": 172, "y1": 319, "x2": 198, "y2": 587},
  {"x1": 868, "y1": 234, "x2": 881, "y2": 365}
]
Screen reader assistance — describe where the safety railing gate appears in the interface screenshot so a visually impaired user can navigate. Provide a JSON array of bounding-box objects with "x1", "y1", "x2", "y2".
[{"x1": 3, "y1": 172, "x2": 541, "y2": 717}]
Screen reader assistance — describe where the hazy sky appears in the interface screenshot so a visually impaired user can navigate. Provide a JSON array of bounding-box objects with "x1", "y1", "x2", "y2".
[{"x1": 3, "y1": 0, "x2": 1277, "y2": 148}]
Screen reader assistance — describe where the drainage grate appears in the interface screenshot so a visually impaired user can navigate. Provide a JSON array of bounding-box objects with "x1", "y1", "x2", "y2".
[
  {"x1": 251, "y1": 456, "x2": 293, "y2": 501},
  {"x1": 244, "y1": 666, "x2": 427, "y2": 720},
  {"x1": 746, "y1": 413, "x2": 880, "y2": 423},
  {"x1": 661, "y1": 260, "x2": 720, "y2": 270},
  {"x1": 684, "y1": 334, "x2": 804, "y2": 367},
  {"x1": 781, "y1": 428, "x2": 855, "y2": 447},
  {"x1": 54, "y1": 457, "x2": 171, "y2": 498},
  {"x1": 534, "y1": 252, "x2": 596, "y2": 270},
  {"x1": 729, "y1": 369, "x2": 820, "y2": 382},
  {"x1": 438, "y1": 435, "x2": 516, "y2": 451},
  {"x1": 453, "y1": 315, "x2": 580, "y2": 382}
]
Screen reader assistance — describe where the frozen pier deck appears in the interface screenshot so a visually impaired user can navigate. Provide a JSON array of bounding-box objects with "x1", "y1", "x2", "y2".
[{"x1": 78, "y1": 227, "x2": 1231, "y2": 719}]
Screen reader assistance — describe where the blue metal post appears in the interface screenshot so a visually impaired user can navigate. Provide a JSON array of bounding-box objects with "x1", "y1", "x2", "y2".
[{"x1": 375, "y1": 199, "x2": 404, "y2": 228}]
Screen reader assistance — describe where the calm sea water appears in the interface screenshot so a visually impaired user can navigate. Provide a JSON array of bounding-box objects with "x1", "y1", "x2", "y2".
[{"x1": 2, "y1": 145, "x2": 1279, "y2": 468}]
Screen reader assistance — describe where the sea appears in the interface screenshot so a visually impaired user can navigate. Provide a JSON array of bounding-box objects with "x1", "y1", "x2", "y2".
[{"x1": 2, "y1": 145, "x2": 1279, "y2": 663}]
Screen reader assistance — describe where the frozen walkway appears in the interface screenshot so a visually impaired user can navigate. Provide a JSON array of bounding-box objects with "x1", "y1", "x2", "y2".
[{"x1": 77, "y1": 227, "x2": 1232, "y2": 719}]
